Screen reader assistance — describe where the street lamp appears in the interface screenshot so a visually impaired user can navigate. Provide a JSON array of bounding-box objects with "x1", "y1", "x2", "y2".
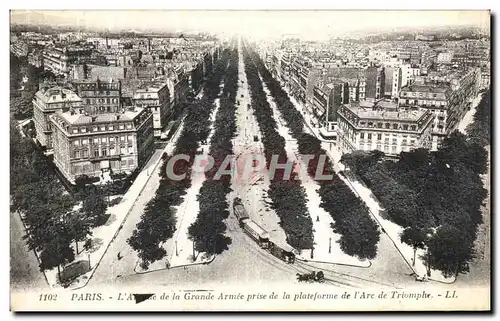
[
  {"x1": 328, "y1": 237, "x2": 332, "y2": 254},
  {"x1": 175, "y1": 241, "x2": 178, "y2": 257}
]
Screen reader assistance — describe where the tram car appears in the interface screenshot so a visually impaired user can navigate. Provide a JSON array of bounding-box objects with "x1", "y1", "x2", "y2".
[
  {"x1": 268, "y1": 239, "x2": 296, "y2": 264},
  {"x1": 232, "y1": 198, "x2": 295, "y2": 260},
  {"x1": 233, "y1": 198, "x2": 250, "y2": 225},
  {"x1": 242, "y1": 220, "x2": 270, "y2": 249}
]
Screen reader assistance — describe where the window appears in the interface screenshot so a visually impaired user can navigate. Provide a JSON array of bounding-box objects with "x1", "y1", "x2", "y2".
[
  {"x1": 109, "y1": 125, "x2": 114, "y2": 131},
  {"x1": 82, "y1": 139, "x2": 88, "y2": 145},
  {"x1": 385, "y1": 123, "x2": 390, "y2": 129},
  {"x1": 393, "y1": 124, "x2": 398, "y2": 130},
  {"x1": 101, "y1": 137, "x2": 107, "y2": 143},
  {"x1": 120, "y1": 136, "x2": 125, "y2": 142},
  {"x1": 392, "y1": 138, "x2": 397, "y2": 144},
  {"x1": 377, "y1": 123, "x2": 382, "y2": 128},
  {"x1": 392, "y1": 146, "x2": 397, "y2": 153},
  {"x1": 121, "y1": 160, "x2": 127, "y2": 167},
  {"x1": 410, "y1": 140, "x2": 416, "y2": 145},
  {"x1": 110, "y1": 137, "x2": 115, "y2": 143},
  {"x1": 74, "y1": 151, "x2": 80, "y2": 158},
  {"x1": 126, "y1": 124, "x2": 132, "y2": 129},
  {"x1": 72, "y1": 128, "x2": 78, "y2": 134},
  {"x1": 119, "y1": 124, "x2": 124, "y2": 130},
  {"x1": 81, "y1": 127, "x2": 87, "y2": 133},
  {"x1": 93, "y1": 127, "x2": 98, "y2": 132},
  {"x1": 94, "y1": 149, "x2": 99, "y2": 157},
  {"x1": 101, "y1": 126, "x2": 106, "y2": 131},
  {"x1": 107, "y1": 98, "x2": 110, "y2": 104},
  {"x1": 128, "y1": 147, "x2": 134, "y2": 154},
  {"x1": 377, "y1": 134, "x2": 382, "y2": 140},
  {"x1": 109, "y1": 147, "x2": 115, "y2": 156},
  {"x1": 368, "y1": 133, "x2": 372, "y2": 140},
  {"x1": 384, "y1": 145, "x2": 389, "y2": 152},
  {"x1": 73, "y1": 140, "x2": 80, "y2": 146},
  {"x1": 82, "y1": 150, "x2": 88, "y2": 158},
  {"x1": 106, "y1": 91, "x2": 110, "y2": 95},
  {"x1": 102, "y1": 149, "x2": 107, "y2": 156},
  {"x1": 86, "y1": 99, "x2": 90, "y2": 105},
  {"x1": 93, "y1": 138, "x2": 99, "y2": 144},
  {"x1": 360, "y1": 133, "x2": 365, "y2": 139},
  {"x1": 127, "y1": 135, "x2": 133, "y2": 142},
  {"x1": 411, "y1": 125, "x2": 417, "y2": 131},
  {"x1": 403, "y1": 124, "x2": 409, "y2": 130}
]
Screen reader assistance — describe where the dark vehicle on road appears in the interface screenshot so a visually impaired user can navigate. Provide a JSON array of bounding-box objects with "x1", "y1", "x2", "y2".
[
  {"x1": 233, "y1": 198, "x2": 250, "y2": 224},
  {"x1": 268, "y1": 240, "x2": 296, "y2": 264},
  {"x1": 296, "y1": 271, "x2": 325, "y2": 283}
]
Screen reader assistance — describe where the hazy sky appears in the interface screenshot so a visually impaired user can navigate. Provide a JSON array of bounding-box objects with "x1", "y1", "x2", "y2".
[{"x1": 11, "y1": 10, "x2": 490, "y2": 40}]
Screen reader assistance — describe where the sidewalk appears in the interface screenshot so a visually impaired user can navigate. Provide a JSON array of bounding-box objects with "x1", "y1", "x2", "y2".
[
  {"x1": 325, "y1": 146, "x2": 455, "y2": 283},
  {"x1": 135, "y1": 91, "x2": 223, "y2": 273},
  {"x1": 262, "y1": 78, "x2": 369, "y2": 268},
  {"x1": 66, "y1": 117, "x2": 187, "y2": 289},
  {"x1": 279, "y1": 79, "x2": 454, "y2": 283},
  {"x1": 457, "y1": 92, "x2": 485, "y2": 134}
]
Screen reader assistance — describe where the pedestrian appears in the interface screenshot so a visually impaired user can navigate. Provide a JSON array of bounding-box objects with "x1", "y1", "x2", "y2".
[{"x1": 316, "y1": 215, "x2": 320, "y2": 222}]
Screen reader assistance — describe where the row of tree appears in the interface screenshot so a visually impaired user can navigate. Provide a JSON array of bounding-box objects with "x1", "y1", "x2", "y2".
[
  {"x1": 10, "y1": 54, "x2": 56, "y2": 120},
  {"x1": 255, "y1": 53, "x2": 380, "y2": 260},
  {"x1": 127, "y1": 49, "x2": 232, "y2": 269},
  {"x1": 342, "y1": 131, "x2": 488, "y2": 277},
  {"x1": 187, "y1": 47, "x2": 240, "y2": 255},
  {"x1": 243, "y1": 46, "x2": 314, "y2": 249},
  {"x1": 10, "y1": 120, "x2": 109, "y2": 282},
  {"x1": 466, "y1": 89, "x2": 491, "y2": 147}
]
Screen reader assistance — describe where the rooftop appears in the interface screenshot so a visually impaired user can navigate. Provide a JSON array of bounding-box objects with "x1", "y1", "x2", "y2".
[
  {"x1": 35, "y1": 86, "x2": 82, "y2": 105},
  {"x1": 344, "y1": 100, "x2": 427, "y2": 122},
  {"x1": 400, "y1": 84, "x2": 449, "y2": 93},
  {"x1": 56, "y1": 107, "x2": 145, "y2": 126}
]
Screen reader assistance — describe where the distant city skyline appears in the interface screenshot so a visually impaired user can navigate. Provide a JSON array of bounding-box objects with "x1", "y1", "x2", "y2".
[{"x1": 11, "y1": 10, "x2": 490, "y2": 40}]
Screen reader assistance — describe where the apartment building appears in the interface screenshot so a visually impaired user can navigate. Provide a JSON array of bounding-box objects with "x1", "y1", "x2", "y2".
[
  {"x1": 50, "y1": 107, "x2": 154, "y2": 183},
  {"x1": 399, "y1": 67, "x2": 480, "y2": 149},
  {"x1": 133, "y1": 81, "x2": 170, "y2": 137},
  {"x1": 337, "y1": 99, "x2": 435, "y2": 157},
  {"x1": 33, "y1": 86, "x2": 83, "y2": 149}
]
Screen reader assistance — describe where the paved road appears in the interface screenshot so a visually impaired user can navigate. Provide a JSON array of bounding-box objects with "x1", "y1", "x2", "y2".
[
  {"x1": 88, "y1": 147, "x2": 174, "y2": 285},
  {"x1": 10, "y1": 211, "x2": 48, "y2": 291},
  {"x1": 86, "y1": 43, "x2": 414, "y2": 290}
]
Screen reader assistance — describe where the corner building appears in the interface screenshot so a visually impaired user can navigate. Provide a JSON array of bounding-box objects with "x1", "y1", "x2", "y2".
[
  {"x1": 50, "y1": 107, "x2": 154, "y2": 183},
  {"x1": 337, "y1": 99, "x2": 434, "y2": 157}
]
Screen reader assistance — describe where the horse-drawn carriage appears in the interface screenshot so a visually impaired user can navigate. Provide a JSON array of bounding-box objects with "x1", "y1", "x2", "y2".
[{"x1": 296, "y1": 271, "x2": 325, "y2": 283}]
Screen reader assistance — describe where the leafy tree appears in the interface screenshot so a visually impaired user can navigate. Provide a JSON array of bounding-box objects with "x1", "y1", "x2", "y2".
[
  {"x1": 400, "y1": 226, "x2": 429, "y2": 266},
  {"x1": 66, "y1": 212, "x2": 93, "y2": 254},
  {"x1": 80, "y1": 185, "x2": 108, "y2": 228},
  {"x1": 38, "y1": 222, "x2": 75, "y2": 281},
  {"x1": 426, "y1": 224, "x2": 475, "y2": 278}
]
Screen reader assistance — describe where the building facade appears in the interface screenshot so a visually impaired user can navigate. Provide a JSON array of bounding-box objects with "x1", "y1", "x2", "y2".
[
  {"x1": 50, "y1": 107, "x2": 154, "y2": 183},
  {"x1": 399, "y1": 68, "x2": 480, "y2": 149},
  {"x1": 337, "y1": 100, "x2": 435, "y2": 157},
  {"x1": 133, "y1": 82, "x2": 170, "y2": 137},
  {"x1": 33, "y1": 86, "x2": 83, "y2": 149},
  {"x1": 73, "y1": 79, "x2": 122, "y2": 114},
  {"x1": 43, "y1": 46, "x2": 93, "y2": 76}
]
